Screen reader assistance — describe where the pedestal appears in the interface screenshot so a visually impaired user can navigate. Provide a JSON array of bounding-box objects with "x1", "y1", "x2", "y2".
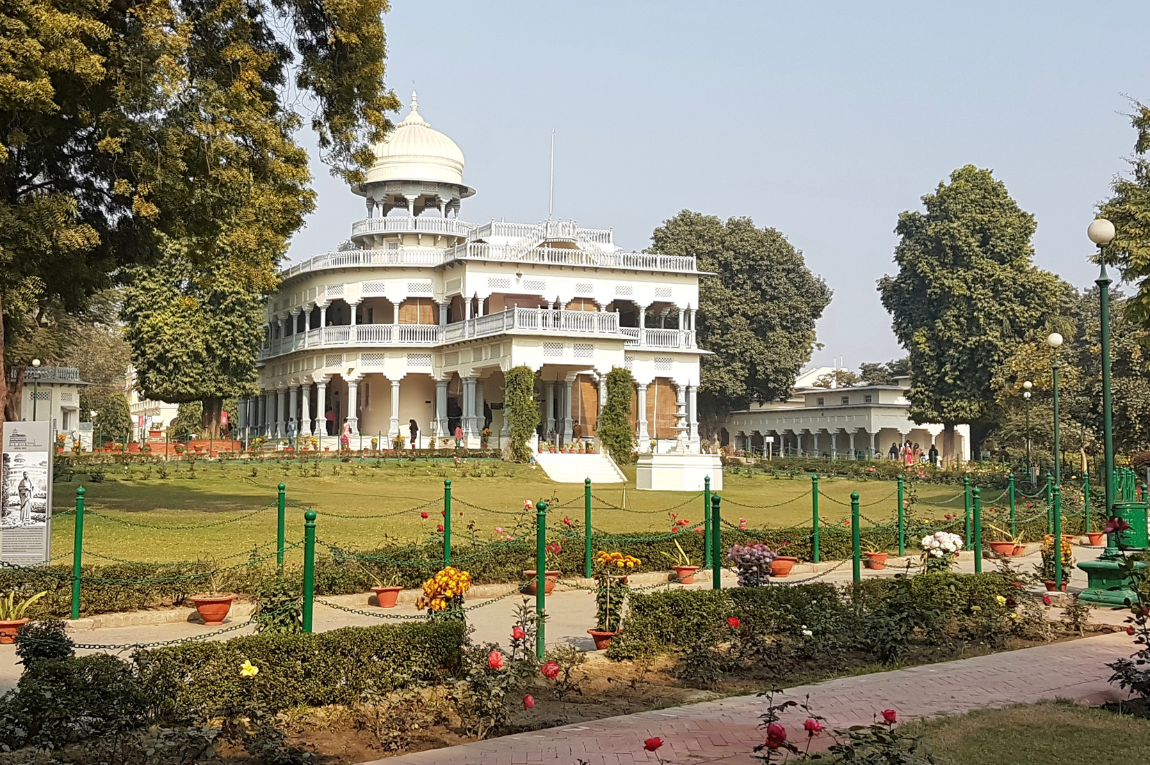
[
  {"x1": 636, "y1": 452, "x2": 723, "y2": 491},
  {"x1": 1078, "y1": 552, "x2": 1147, "y2": 608}
]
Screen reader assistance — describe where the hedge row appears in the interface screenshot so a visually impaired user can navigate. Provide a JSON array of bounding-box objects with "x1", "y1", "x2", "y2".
[{"x1": 605, "y1": 572, "x2": 1015, "y2": 660}]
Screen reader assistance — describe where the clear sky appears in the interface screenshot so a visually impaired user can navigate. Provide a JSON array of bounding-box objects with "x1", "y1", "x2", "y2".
[{"x1": 286, "y1": 0, "x2": 1150, "y2": 370}]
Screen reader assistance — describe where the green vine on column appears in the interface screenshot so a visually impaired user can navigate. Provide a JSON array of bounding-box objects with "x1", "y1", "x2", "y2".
[
  {"x1": 599, "y1": 367, "x2": 636, "y2": 465},
  {"x1": 504, "y1": 365, "x2": 541, "y2": 462}
]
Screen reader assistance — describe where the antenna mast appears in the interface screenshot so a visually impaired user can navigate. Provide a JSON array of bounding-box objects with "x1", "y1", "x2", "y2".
[{"x1": 548, "y1": 129, "x2": 555, "y2": 219}]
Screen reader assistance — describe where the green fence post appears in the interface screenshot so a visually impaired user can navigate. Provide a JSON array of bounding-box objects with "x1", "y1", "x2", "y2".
[
  {"x1": 535, "y1": 499, "x2": 547, "y2": 660},
  {"x1": 963, "y1": 477, "x2": 971, "y2": 543},
  {"x1": 584, "y1": 478, "x2": 592, "y2": 579},
  {"x1": 70, "y1": 486, "x2": 85, "y2": 619},
  {"x1": 811, "y1": 475, "x2": 821, "y2": 563},
  {"x1": 1083, "y1": 474, "x2": 1091, "y2": 535},
  {"x1": 443, "y1": 479, "x2": 452, "y2": 565},
  {"x1": 711, "y1": 494, "x2": 722, "y2": 590},
  {"x1": 277, "y1": 482, "x2": 286, "y2": 570},
  {"x1": 302, "y1": 508, "x2": 316, "y2": 633},
  {"x1": 851, "y1": 491, "x2": 861, "y2": 584},
  {"x1": 1009, "y1": 474, "x2": 1017, "y2": 538},
  {"x1": 1052, "y1": 485, "x2": 1063, "y2": 591},
  {"x1": 972, "y1": 487, "x2": 982, "y2": 574},
  {"x1": 896, "y1": 474, "x2": 905, "y2": 557},
  {"x1": 703, "y1": 476, "x2": 712, "y2": 568}
]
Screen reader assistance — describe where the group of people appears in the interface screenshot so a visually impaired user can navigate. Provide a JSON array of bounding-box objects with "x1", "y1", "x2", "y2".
[
  {"x1": 280, "y1": 414, "x2": 427, "y2": 451},
  {"x1": 888, "y1": 439, "x2": 938, "y2": 467}
]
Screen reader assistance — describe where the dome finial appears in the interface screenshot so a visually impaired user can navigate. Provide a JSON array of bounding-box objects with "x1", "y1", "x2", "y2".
[{"x1": 411, "y1": 90, "x2": 418, "y2": 113}]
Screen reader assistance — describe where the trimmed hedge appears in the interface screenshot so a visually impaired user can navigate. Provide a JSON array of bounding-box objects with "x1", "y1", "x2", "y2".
[{"x1": 137, "y1": 619, "x2": 467, "y2": 720}]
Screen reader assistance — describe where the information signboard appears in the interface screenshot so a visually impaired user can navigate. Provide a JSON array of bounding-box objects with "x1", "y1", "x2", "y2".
[{"x1": 1, "y1": 421, "x2": 53, "y2": 565}]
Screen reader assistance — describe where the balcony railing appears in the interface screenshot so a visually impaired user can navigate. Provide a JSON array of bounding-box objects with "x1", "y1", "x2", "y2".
[
  {"x1": 351, "y1": 216, "x2": 474, "y2": 238},
  {"x1": 281, "y1": 242, "x2": 695, "y2": 279},
  {"x1": 469, "y1": 220, "x2": 613, "y2": 245}
]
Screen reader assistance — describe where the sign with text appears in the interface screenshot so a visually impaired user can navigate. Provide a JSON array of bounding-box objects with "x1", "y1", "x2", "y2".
[{"x1": 1, "y1": 422, "x2": 54, "y2": 565}]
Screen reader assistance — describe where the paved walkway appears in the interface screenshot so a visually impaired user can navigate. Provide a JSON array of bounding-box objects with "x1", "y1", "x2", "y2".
[{"x1": 371, "y1": 630, "x2": 1135, "y2": 765}]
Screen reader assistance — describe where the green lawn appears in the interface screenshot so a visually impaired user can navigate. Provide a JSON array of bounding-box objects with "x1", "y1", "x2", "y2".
[
  {"x1": 908, "y1": 702, "x2": 1150, "y2": 764},
  {"x1": 49, "y1": 458, "x2": 978, "y2": 563}
]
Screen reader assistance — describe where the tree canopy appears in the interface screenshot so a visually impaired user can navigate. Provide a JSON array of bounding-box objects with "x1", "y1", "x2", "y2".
[
  {"x1": 878, "y1": 165, "x2": 1060, "y2": 462},
  {"x1": 0, "y1": 0, "x2": 399, "y2": 427},
  {"x1": 649, "y1": 211, "x2": 831, "y2": 424},
  {"x1": 1101, "y1": 100, "x2": 1150, "y2": 327},
  {"x1": 858, "y1": 358, "x2": 910, "y2": 386}
]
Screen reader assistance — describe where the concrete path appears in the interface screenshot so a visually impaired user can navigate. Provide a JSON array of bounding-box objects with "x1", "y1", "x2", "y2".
[{"x1": 370, "y1": 630, "x2": 1135, "y2": 765}]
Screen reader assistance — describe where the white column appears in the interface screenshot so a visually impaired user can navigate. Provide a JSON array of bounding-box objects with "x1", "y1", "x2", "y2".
[
  {"x1": 561, "y1": 379, "x2": 573, "y2": 444},
  {"x1": 476, "y1": 379, "x2": 486, "y2": 434},
  {"x1": 346, "y1": 379, "x2": 359, "y2": 435},
  {"x1": 315, "y1": 381, "x2": 327, "y2": 438},
  {"x1": 830, "y1": 428, "x2": 839, "y2": 460},
  {"x1": 393, "y1": 301, "x2": 400, "y2": 325},
  {"x1": 390, "y1": 378, "x2": 401, "y2": 438},
  {"x1": 636, "y1": 383, "x2": 650, "y2": 451},
  {"x1": 301, "y1": 306, "x2": 310, "y2": 348},
  {"x1": 848, "y1": 429, "x2": 857, "y2": 458},
  {"x1": 687, "y1": 384, "x2": 699, "y2": 444},
  {"x1": 462, "y1": 377, "x2": 478, "y2": 445},
  {"x1": 438, "y1": 302, "x2": 448, "y2": 327},
  {"x1": 812, "y1": 429, "x2": 820, "y2": 456},
  {"x1": 288, "y1": 386, "x2": 299, "y2": 437},
  {"x1": 435, "y1": 379, "x2": 448, "y2": 437},
  {"x1": 544, "y1": 381, "x2": 556, "y2": 437},
  {"x1": 319, "y1": 304, "x2": 328, "y2": 329},
  {"x1": 869, "y1": 430, "x2": 877, "y2": 457},
  {"x1": 300, "y1": 383, "x2": 312, "y2": 436},
  {"x1": 274, "y1": 388, "x2": 284, "y2": 438},
  {"x1": 349, "y1": 301, "x2": 359, "y2": 333}
]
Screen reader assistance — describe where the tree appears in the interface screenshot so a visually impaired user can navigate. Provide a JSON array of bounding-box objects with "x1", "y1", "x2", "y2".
[
  {"x1": 599, "y1": 368, "x2": 636, "y2": 465},
  {"x1": 0, "y1": 0, "x2": 398, "y2": 426},
  {"x1": 94, "y1": 393, "x2": 131, "y2": 445},
  {"x1": 813, "y1": 369, "x2": 860, "y2": 389},
  {"x1": 503, "y1": 365, "x2": 540, "y2": 462},
  {"x1": 1101, "y1": 100, "x2": 1150, "y2": 326},
  {"x1": 649, "y1": 212, "x2": 831, "y2": 428},
  {"x1": 858, "y1": 358, "x2": 910, "y2": 386},
  {"x1": 878, "y1": 165, "x2": 1060, "y2": 464}
]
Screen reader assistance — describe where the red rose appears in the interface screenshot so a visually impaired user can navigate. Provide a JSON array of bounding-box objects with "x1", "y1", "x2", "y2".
[
  {"x1": 881, "y1": 709, "x2": 897, "y2": 724},
  {"x1": 803, "y1": 718, "x2": 823, "y2": 735},
  {"x1": 488, "y1": 651, "x2": 504, "y2": 670},
  {"x1": 766, "y1": 722, "x2": 787, "y2": 748},
  {"x1": 727, "y1": 617, "x2": 740, "y2": 629},
  {"x1": 671, "y1": 527, "x2": 679, "y2": 533},
  {"x1": 1043, "y1": 595, "x2": 1052, "y2": 606},
  {"x1": 541, "y1": 660, "x2": 560, "y2": 679},
  {"x1": 420, "y1": 512, "x2": 429, "y2": 519},
  {"x1": 441, "y1": 510, "x2": 446, "y2": 516},
  {"x1": 523, "y1": 694, "x2": 535, "y2": 709},
  {"x1": 512, "y1": 626, "x2": 526, "y2": 640},
  {"x1": 1128, "y1": 625, "x2": 1137, "y2": 636},
  {"x1": 643, "y1": 737, "x2": 663, "y2": 752},
  {"x1": 437, "y1": 524, "x2": 444, "y2": 532}
]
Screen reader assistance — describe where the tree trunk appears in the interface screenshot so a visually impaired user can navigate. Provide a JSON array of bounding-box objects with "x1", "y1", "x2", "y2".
[
  {"x1": 201, "y1": 397, "x2": 223, "y2": 439},
  {"x1": 941, "y1": 423, "x2": 956, "y2": 468}
]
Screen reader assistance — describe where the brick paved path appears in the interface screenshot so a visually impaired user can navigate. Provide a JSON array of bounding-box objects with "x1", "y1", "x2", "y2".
[{"x1": 369, "y1": 630, "x2": 1134, "y2": 765}]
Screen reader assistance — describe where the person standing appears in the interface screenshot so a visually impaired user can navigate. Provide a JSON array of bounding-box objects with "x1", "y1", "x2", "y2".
[
  {"x1": 888, "y1": 442, "x2": 899, "y2": 460},
  {"x1": 409, "y1": 418, "x2": 420, "y2": 450},
  {"x1": 928, "y1": 442, "x2": 939, "y2": 466},
  {"x1": 325, "y1": 407, "x2": 336, "y2": 436},
  {"x1": 286, "y1": 417, "x2": 297, "y2": 450},
  {"x1": 340, "y1": 420, "x2": 351, "y2": 451},
  {"x1": 18, "y1": 471, "x2": 34, "y2": 525}
]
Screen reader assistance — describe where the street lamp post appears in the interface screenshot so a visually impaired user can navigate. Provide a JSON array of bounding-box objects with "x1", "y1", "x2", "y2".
[
  {"x1": 30, "y1": 359, "x2": 41, "y2": 421},
  {"x1": 1022, "y1": 381, "x2": 1033, "y2": 482},
  {"x1": 1047, "y1": 335, "x2": 1062, "y2": 489}
]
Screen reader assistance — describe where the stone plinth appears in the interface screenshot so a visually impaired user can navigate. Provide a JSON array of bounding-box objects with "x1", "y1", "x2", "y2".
[{"x1": 636, "y1": 452, "x2": 723, "y2": 491}]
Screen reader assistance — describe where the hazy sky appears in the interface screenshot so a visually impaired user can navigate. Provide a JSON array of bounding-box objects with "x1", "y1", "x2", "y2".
[{"x1": 286, "y1": 1, "x2": 1150, "y2": 370}]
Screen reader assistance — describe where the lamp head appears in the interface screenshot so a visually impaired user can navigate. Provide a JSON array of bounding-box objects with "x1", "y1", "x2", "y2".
[
  {"x1": 1046, "y1": 333, "x2": 1063, "y2": 349},
  {"x1": 1023, "y1": 391, "x2": 1031, "y2": 400},
  {"x1": 1022, "y1": 380, "x2": 1033, "y2": 391},
  {"x1": 31, "y1": 359, "x2": 40, "y2": 368},
  {"x1": 1087, "y1": 218, "x2": 1116, "y2": 246}
]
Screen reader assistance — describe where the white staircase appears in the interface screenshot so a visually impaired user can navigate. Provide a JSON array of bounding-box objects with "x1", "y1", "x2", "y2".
[{"x1": 535, "y1": 452, "x2": 627, "y2": 484}]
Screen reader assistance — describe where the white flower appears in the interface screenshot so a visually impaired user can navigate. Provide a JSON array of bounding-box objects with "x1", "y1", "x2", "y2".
[{"x1": 802, "y1": 629, "x2": 814, "y2": 637}]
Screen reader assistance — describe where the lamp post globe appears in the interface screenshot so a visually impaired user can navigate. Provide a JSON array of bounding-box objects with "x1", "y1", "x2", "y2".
[
  {"x1": 1087, "y1": 218, "x2": 1116, "y2": 246},
  {"x1": 30, "y1": 358, "x2": 41, "y2": 421},
  {"x1": 1047, "y1": 334, "x2": 1063, "y2": 488},
  {"x1": 1046, "y1": 333, "x2": 1063, "y2": 348}
]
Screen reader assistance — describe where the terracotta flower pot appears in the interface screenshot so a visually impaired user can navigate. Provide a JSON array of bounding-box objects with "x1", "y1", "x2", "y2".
[
  {"x1": 372, "y1": 586, "x2": 403, "y2": 608},
  {"x1": 1012, "y1": 544, "x2": 1026, "y2": 556},
  {"x1": 673, "y1": 565, "x2": 700, "y2": 584},
  {"x1": 1087, "y1": 532, "x2": 1105, "y2": 546},
  {"x1": 188, "y1": 594, "x2": 238, "y2": 626},
  {"x1": 588, "y1": 629, "x2": 617, "y2": 650},
  {"x1": 770, "y1": 556, "x2": 797, "y2": 578},
  {"x1": 863, "y1": 552, "x2": 889, "y2": 570},
  {"x1": 1043, "y1": 580, "x2": 1068, "y2": 592},
  {"x1": 0, "y1": 618, "x2": 29, "y2": 644},
  {"x1": 522, "y1": 570, "x2": 560, "y2": 595},
  {"x1": 988, "y1": 541, "x2": 1017, "y2": 556}
]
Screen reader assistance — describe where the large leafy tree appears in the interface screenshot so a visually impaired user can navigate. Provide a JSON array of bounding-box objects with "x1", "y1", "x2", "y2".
[
  {"x1": 0, "y1": 0, "x2": 398, "y2": 426},
  {"x1": 649, "y1": 212, "x2": 831, "y2": 428},
  {"x1": 858, "y1": 358, "x2": 910, "y2": 386},
  {"x1": 1102, "y1": 101, "x2": 1150, "y2": 326},
  {"x1": 878, "y1": 165, "x2": 1060, "y2": 464}
]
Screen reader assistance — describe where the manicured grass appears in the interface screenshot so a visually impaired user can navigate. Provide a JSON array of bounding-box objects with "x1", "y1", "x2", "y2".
[
  {"x1": 50, "y1": 458, "x2": 975, "y2": 562},
  {"x1": 908, "y1": 702, "x2": 1150, "y2": 764}
]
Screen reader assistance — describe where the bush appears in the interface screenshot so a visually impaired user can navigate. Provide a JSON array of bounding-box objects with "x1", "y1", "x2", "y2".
[
  {"x1": 599, "y1": 367, "x2": 636, "y2": 464},
  {"x1": 137, "y1": 619, "x2": 466, "y2": 720},
  {"x1": 504, "y1": 365, "x2": 540, "y2": 462}
]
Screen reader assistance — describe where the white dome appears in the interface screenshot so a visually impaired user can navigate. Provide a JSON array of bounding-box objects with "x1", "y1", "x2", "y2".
[{"x1": 365, "y1": 92, "x2": 466, "y2": 186}]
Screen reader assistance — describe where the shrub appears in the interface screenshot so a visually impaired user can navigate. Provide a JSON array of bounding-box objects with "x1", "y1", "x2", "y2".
[
  {"x1": 136, "y1": 619, "x2": 466, "y2": 720},
  {"x1": 599, "y1": 367, "x2": 636, "y2": 464},
  {"x1": 504, "y1": 365, "x2": 540, "y2": 462}
]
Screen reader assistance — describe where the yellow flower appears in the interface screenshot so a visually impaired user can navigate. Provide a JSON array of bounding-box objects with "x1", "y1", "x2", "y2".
[
  {"x1": 995, "y1": 595, "x2": 1007, "y2": 605},
  {"x1": 1010, "y1": 613, "x2": 1020, "y2": 620},
  {"x1": 971, "y1": 605, "x2": 982, "y2": 612},
  {"x1": 240, "y1": 660, "x2": 259, "y2": 678}
]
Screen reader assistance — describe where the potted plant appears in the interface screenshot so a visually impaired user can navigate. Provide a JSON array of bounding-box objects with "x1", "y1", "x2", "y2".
[
  {"x1": 538, "y1": 441, "x2": 549, "y2": 454},
  {"x1": 1087, "y1": 531, "x2": 1106, "y2": 546},
  {"x1": 549, "y1": 443, "x2": 556, "y2": 453},
  {"x1": 920, "y1": 531, "x2": 964, "y2": 572},
  {"x1": 1036, "y1": 534, "x2": 1074, "y2": 591},
  {"x1": 415, "y1": 566, "x2": 471, "y2": 618},
  {"x1": 188, "y1": 568, "x2": 238, "y2": 626},
  {"x1": 392, "y1": 434, "x2": 405, "y2": 450},
  {"x1": 589, "y1": 551, "x2": 638, "y2": 649},
  {"x1": 986, "y1": 524, "x2": 1024, "y2": 557},
  {"x1": 524, "y1": 541, "x2": 564, "y2": 595},
  {"x1": 726, "y1": 543, "x2": 777, "y2": 586},
  {"x1": 365, "y1": 569, "x2": 403, "y2": 608},
  {"x1": 862, "y1": 539, "x2": 889, "y2": 570},
  {"x1": 481, "y1": 428, "x2": 491, "y2": 448},
  {"x1": 0, "y1": 590, "x2": 47, "y2": 643},
  {"x1": 770, "y1": 554, "x2": 798, "y2": 577},
  {"x1": 661, "y1": 540, "x2": 700, "y2": 584}
]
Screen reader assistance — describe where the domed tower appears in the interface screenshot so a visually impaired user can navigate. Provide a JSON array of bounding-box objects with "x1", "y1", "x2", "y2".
[{"x1": 350, "y1": 92, "x2": 475, "y2": 249}]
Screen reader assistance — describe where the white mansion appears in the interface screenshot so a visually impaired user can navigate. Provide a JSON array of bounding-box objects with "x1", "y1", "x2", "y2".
[{"x1": 242, "y1": 94, "x2": 705, "y2": 450}]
